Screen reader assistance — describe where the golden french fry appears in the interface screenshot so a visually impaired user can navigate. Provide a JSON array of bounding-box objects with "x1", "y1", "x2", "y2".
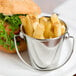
[
  {"x1": 61, "y1": 25, "x2": 66, "y2": 35},
  {"x1": 40, "y1": 17, "x2": 52, "y2": 38},
  {"x1": 51, "y1": 14, "x2": 62, "y2": 37},
  {"x1": 28, "y1": 15, "x2": 39, "y2": 23},
  {"x1": 23, "y1": 15, "x2": 34, "y2": 37},
  {"x1": 28, "y1": 14, "x2": 39, "y2": 30},
  {"x1": 40, "y1": 17, "x2": 49, "y2": 25},
  {"x1": 33, "y1": 24, "x2": 45, "y2": 39},
  {"x1": 49, "y1": 31, "x2": 55, "y2": 38},
  {"x1": 20, "y1": 14, "x2": 39, "y2": 37},
  {"x1": 33, "y1": 22, "x2": 39, "y2": 30},
  {"x1": 20, "y1": 16, "x2": 27, "y2": 34},
  {"x1": 60, "y1": 20, "x2": 66, "y2": 35},
  {"x1": 44, "y1": 21, "x2": 52, "y2": 38},
  {"x1": 20, "y1": 16, "x2": 26, "y2": 27},
  {"x1": 20, "y1": 14, "x2": 66, "y2": 39},
  {"x1": 53, "y1": 23, "x2": 61, "y2": 37},
  {"x1": 51, "y1": 14, "x2": 61, "y2": 24}
]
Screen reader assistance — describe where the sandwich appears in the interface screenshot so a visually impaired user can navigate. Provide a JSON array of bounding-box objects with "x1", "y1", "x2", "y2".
[{"x1": 0, "y1": 0, "x2": 41, "y2": 53}]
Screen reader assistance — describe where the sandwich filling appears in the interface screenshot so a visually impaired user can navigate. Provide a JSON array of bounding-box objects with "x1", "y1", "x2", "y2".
[{"x1": 0, "y1": 13, "x2": 26, "y2": 50}]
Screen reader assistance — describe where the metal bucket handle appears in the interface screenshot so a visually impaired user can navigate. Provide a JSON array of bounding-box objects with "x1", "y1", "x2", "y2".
[
  {"x1": 14, "y1": 32, "x2": 33, "y2": 70},
  {"x1": 14, "y1": 31, "x2": 74, "y2": 71}
]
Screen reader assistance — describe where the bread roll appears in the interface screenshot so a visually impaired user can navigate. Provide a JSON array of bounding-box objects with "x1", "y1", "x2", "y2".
[{"x1": 0, "y1": 0, "x2": 41, "y2": 15}]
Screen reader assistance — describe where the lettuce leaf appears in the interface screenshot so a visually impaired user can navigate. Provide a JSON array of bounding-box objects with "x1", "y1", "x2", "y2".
[{"x1": 0, "y1": 13, "x2": 26, "y2": 50}]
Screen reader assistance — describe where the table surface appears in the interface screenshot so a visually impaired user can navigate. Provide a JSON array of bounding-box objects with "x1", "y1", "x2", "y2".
[{"x1": 33, "y1": 0, "x2": 66, "y2": 13}]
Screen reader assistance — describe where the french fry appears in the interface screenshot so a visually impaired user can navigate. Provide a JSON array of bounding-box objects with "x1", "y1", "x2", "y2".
[
  {"x1": 19, "y1": 16, "x2": 27, "y2": 32},
  {"x1": 33, "y1": 24, "x2": 45, "y2": 39},
  {"x1": 49, "y1": 31, "x2": 55, "y2": 38},
  {"x1": 40, "y1": 17, "x2": 52, "y2": 38},
  {"x1": 20, "y1": 14, "x2": 66, "y2": 39},
  {"x1": 60, "y1": 20, "x2": 66, "y2": 35},
  {"x1": 53, "y1": 23, "x2": 61, "y2": 37},
  {"x1": 22, "y1": 15, "x2": 34, "y2": 37},
  {"x1": 51, "y1": 14, "x2": 61, "y2": 24},
  {"x1": 51, "y1": 14, "x2": 62, "y2": 37},
  {"x1": 33, "y1": 22, "x2": 39, "y2": 30},
  {"x1": 27, "y1": 14, "x2": 39, "y2": 30},
  {"x1": 20, "y1": 16, "x2": 27, "y2": 32},
  {"x1": 20, "y1": 14, "x2": 39, "y2": 37},
  {"x1": 44, "y1": 20, "x2": 52, "y2": 38},
  {"x1": 30, "y1": 15, "x2": 39, "y2": 30},
  {"x1": 40, "y1": 17, "x2": 49, "y2": 25},
  {"x1": 61, "y1": 25, "x2": 66, "y2": 35}
]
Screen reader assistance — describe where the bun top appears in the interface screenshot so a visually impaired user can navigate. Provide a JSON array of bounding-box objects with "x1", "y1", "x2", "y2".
[{"x1": 0, "y1": 0, "x2": 41, "y2": 15}]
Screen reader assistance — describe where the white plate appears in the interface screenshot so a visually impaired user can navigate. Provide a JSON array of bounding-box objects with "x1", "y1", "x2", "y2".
[{"x1": 0, "y1": 13, "x2": 75, "y2": 76}]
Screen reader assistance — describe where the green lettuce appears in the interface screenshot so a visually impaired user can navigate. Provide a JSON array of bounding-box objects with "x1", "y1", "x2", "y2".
[{"x1": 0, "y1": 13, "x2": 26, "y2": 50}]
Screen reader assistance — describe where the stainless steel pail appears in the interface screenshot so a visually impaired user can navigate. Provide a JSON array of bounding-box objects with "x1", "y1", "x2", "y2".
[{"x1": 14, "y1": 16, "x2": 74, "y2": 71}]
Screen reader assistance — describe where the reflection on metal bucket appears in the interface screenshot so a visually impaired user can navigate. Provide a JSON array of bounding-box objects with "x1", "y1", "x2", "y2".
[{"x1": 25, "y1": 34, "x2": 63, "y2": 69}]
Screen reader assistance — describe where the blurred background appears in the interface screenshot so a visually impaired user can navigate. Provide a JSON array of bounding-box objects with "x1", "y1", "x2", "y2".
[{"x1": 33, "y1": 0, "x2": 66, "y2": 13}]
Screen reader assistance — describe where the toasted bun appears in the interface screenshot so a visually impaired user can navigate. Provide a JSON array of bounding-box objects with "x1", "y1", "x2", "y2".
[
  {"x1": 0, "y1": 38, "x2": 27, "y2": 53},
  {"x1": 0, "y1": 0, "x2": 41, "y2": 53},
  {"x1": 0, "y1": 0, "x2": 41, "y2": 15}
]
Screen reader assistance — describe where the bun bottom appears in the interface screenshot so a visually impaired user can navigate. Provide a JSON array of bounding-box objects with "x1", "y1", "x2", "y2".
[{"x1": 0, "y1": 39, "x2": 27, "y2": 53}]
